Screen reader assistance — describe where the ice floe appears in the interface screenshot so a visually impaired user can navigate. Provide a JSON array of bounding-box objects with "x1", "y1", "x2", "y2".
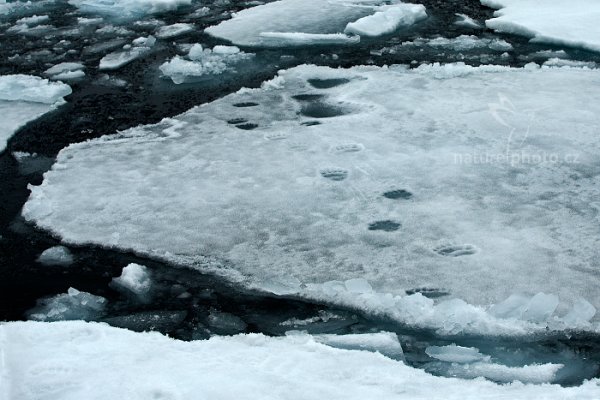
[
  {"x1": 44, "y1": 62, "x2": 86, "y2": 81},
  {"x1": 68, "y1": 0, "x2": 192, "y2": 20},
  {"x1": 482, "y1": 0, "x2": 600, "y2": 53},
  {"x1": 22, "y1": 63, "x2": 600, "y2": 335},
  {"x1": 99, "y1": 35, "x2": 156, "y2": 70},
  {"x1": 0, "y1": 75, "x2": 71, "y2": 152},
  {"x1": 205, "y1": 0, "x2": 426, "y2": 47},
  {"x1": 2, "y1": 321, "x2": 600, "y2": 399},
  {"x1": 37, "y1": 245, "x2": 74, "y2": 266}
]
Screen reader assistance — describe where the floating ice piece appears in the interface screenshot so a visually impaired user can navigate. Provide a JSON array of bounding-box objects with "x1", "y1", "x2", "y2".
[
  {"x1": 543, "y1": 58, "x2": 596, "y2": 69},
  {"x1": 207, "y1": 311, "x2": 247, "y2": 334},
  {"x1": 0, "y1": 75, "x2": 71, "y2": 104},
  {"x1": 258, "y1": 32, "x2": 360, "y2": 46},
  {"x1": 481, "y1": 0, "x2": 600, "y2": 53},
  {"x1": 16, "y1": 14, "x2": 49, "y2": 26},
  {"x1": 0, "y1": 75, "x2": 71, "y2": 152},
  {"x1": 112, "y1": 263, "x2": 152, "y2": 296},
  {"x1": 344, "y1": 3, "x2": 426, "y2": 37},
  {"x1": 26, "y1": 288, "x2": 107, "y2": 321},
  {"x1": 37, "y1": 245, "x2": 74, "y2": 266},
  {"x1": 404, "y1": 35, "x2": 512, "y2": 52},
  {"x1": 160, "y1": 46, "x2": 254, "y2": 84},
  {"x1": 445, "y1": 361, "x2": 563, "y2": 384},
  {"x1": 69, "y1": 0, "x2": 192, "y2": 20},
  {"x1": 425, "y1": 344, "x2": 489, "y2": 363},
  {"x1": 4, "y1": 321, "x2": 600, "y2": 399},
  {"x1": 311, "y1": 331, "x2": 404, "y2": 360},
  {"x1": 21, "y1": 64, "x2": 600, "y2": 334},
  {"x1": 44, "y1": 62, "x2": 85, "y2": 81},
  {"x1": 454, "y1": 13, "x2": 481, "y2": 29},
  {"x1": 99, "y1": 36, "x2": 155, "y2": 70},
  {"x1": 156, "y1": 23, "x2": 193, "y2": 39},
  {"x1": 205, "y1": 0, "x2": 412, "y2": 47}
]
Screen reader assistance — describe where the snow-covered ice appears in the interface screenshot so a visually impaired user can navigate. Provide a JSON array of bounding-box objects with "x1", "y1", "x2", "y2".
[
  {"x1": 481, "y1": 0, "x2": 600, "y2": 53},
  {"x1": 44, "y1": 62, "x2": 86, "y2": 81},
  {"x1": 205, "y1": 0, "x2": 426, "y2": 47},
  {"x1": 99, "y1": 36, "x2": 156, "y2": 70},
  {"x1": 344, "y1": 3, "x2": 426, "y2": 37},
  {"x1": 22, "y1": 63, "x2": 600, "y2": 334},
  {"x1": 426, "y1": 344, "x2": 489, "y2": 363},
  {"x1": 26, "y1": 288, "x2": 106, "y2": 321},
  {"x1": 155, "y1": 22, "x2": 193, "y2": 39},
  {"x1": 68, "y1": 0, "x2": 192, "y2": 20},
  {"x1": 37, "y1": 245, "x2": 74, "y2": 266},
  {"x1": 0, "y1": 75, "x2": 71, "y2": 152},
  {"x1": 2, "y1": 321, "x2": 600, "y2": 399},
  {"x1": 111, "y1": 263, "x2": 152, "y2": 296}
]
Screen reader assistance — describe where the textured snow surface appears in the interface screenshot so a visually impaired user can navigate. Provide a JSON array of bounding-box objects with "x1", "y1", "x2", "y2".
[
  {"x1": 205, "y1": 0, "x2": 426, "y2": 47},
  {"x1": 2, "y1": 321, "x2": 600, "y2": 400},
  {"x1": 481, "y1": 0, "x2": 600, "y2": 53},
  {"x1": 0, "y1": 75, "x2": 71, "y2": 152},
  {"x1": 23, "y1": 64, "x2": 600, "y2": 333}
]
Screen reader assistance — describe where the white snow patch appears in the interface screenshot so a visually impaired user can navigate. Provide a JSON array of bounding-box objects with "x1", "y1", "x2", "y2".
[
  {"x1": 3, "y1": 321, "x2": 600, "y2": 399},
  {"x1": 481, "y1": 0, "x2": 600, "y2": 53}
]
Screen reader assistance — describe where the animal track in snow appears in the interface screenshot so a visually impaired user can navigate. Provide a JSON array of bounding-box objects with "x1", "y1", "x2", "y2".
[
  {"x1": 293, "y1": 94, "x2": 325, "y2": 101},
  {"x1": 236, "y1": 123, "x2": 258, "y2": 130},
  {"x1": 308, "y1": 78, "x2": 350, "y2": 89},
  {"x1": 368, "y1": 220, "x2": 401, "y2": 232},
  {"x1": 383, "y1": 189, "x2": 413, "y2": 200},
  {"x1": 227, "y1": 118, "x2": 247, "y2": 125},
  {"x1": 232, "y1": 102, "x2": 258, "y2": 107},
  {"x1": 332, "y1": 143, "x2": 364, "y2": 153},
  {"x1": 320, "y1": 168, "x2": 348, "y2": 181},
  {"x1": 433, "y1": 244, "x2": 478, "y2": 257},
  {"x1": 265, "y1": 131, "x2": 288, "y2": 140},
  {"x1": 405, "y1": 287, "x2": 449, "y2": 298}
]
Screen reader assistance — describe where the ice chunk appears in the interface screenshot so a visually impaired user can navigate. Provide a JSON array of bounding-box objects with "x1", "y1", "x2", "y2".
[
  {"x1": 344, "y1": 278, "x2": 373, "y2": 294},
  {"x1": 68, "y1": 0, "x2": 192, "y2": 20},
  {"x1": 205, "y1": 0, "x2": 412, "y2": 47},
  {"x1": 521, "y1": 293, "x2": 559, "y2": 323},
  {"x1": 21, "y1": 64, "x2": 600, "y2": 334},
  {"x1": 311, "y1": 331, "x2": 404, "y2": 360},
  {"x1": 156, "y1": 23, "x2": 193, "y2": 39},
  {"x1": 98, "y1": 36, "x2": 155, "y2": 70},
  {"x1": 481, "y1": 0, "x2": 600, "y2": 53},
  {"x1": 562, "y1": 299, "x2": 596, "y2": 326},
  {"x1": 207, "y1": 311, "x2": 247, "y2": 334},
  {"x1": 0, "y1": 75, "x2": 71, "y2": 152},
  {"x1": 454, "y1": 13, "x2": 481, "y2": 29},
  {"x1": 543, "y1": 58, "x2": 596, "y2": 69},
  {"x1": 16, "y1": 14, "x2": 49, "y2": 26},
  {"x1": 425, "y1": 344, "x2": 489, "y2": 363},
  {"x1": 4, "y1": 321, "x2": 600, "y2": 399},
  {"x1": 111, "y1": 263, "x2": 152, "y2": 296},
  {"x1": 37, "y1": 245, "x2": 74, "y2": 266},
  {"x1": 404, "y1": 35, "x2": 512, "y2": 52},
  {"x1": 445, "y1": 361, "x2": 563, "y2": 384},
  {"x1": 44, "y1": 62, "x2": 85, "y2": 80},
  {"x1": 160, "y1": 47, "x2": 254, "y2": 84},
  {"x1": 344, "y1": 3, "x2": 427, "y2": 37},
  {"x1": 26, "y1": 288, "x2": 106, "y2": 321},
  {"x1": 0, "y1": 75, "x2": 71, "y2": 104}
]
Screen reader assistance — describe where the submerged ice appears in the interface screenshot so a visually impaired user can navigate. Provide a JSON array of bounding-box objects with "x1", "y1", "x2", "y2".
[{"x1": 22, "y1": 63, "x2": 600, "y2": 334}]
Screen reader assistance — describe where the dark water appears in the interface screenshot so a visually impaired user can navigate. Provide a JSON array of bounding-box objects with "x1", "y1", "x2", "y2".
[{"x1": 2, "y1": 0, "x2": 600, "y2": 387}]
